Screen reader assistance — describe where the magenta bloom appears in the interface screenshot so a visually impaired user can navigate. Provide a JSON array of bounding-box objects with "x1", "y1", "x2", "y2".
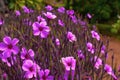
[
  {"x1": 15, "y1": 10, "x2": 21, "y2": 16},
  {"x1": 21, "y1": 47, "x2": 34, "y2": 60},
  {"x1": 0, "y1": 18, "x2": 4, "y2": 26},
  {"x1": 43, "y1": 12, "x2": 57, "y2": 19},
  {"x1": 101, "y1": 45, "x2": 106, "y2": 54},
  {"x1": 45, "y1": 5, "x2": 53, "y2": 11},
  {"x1": 37, "y1": 15, "x2": 45, "y2": 22},
  {"x1": 57, "y1": 7, "x2": 65, "y2": 13},
  {"x1": 22, "y1": 60, "x2": 40, "y2": 79},
  {"x1": 104, "y1": 64, "x2": 117, "y2": 80},
  {"x1": 61, "y1": 56, "x2": 76, "y2": 71},
  {"x1": 87, "y1": 42, "x2": 94, "y2": 54},
  {"x1": 77, "y1": 50, "x2": 84, "y2": 60},
  {"x1": 22, "y1": 6, "x2": 30, "y2": 14},
  {"x1": 87, "y1": 13, "x2": 92, "y2": 19},
  {"x1": 67, "y1": 32, "x2": 77, "y2": 42},
  {"x1": 0, "y1": 36, "x2": 19, "y2": 58},
  {"x1": 58, "y1": 19, "x2": 65, "y2": 27},
  {"x1": 91, "y1": 30, "x2": 100, "y2": 41},
  {"x1": 0, "y1": 54, "x2": 15, "y2": 67},
  {"x1": 66, "y1": 10, "x2": 74, "y2": 16},
  {"x1": 55, "y1": 38, "x2": 60, "y2": 46},
  {"x1": 71, "y1": 15, "x2": 78, "y2": 24},
  {"x1": 94, "y1": 56, "x2": 102, "y2": 69},
  {"x1": 32, "y1": 21, "x2": 50, "y2": 38},
  {"x1": 38, "y1": 69, "x2": 54, "y2": 80}
]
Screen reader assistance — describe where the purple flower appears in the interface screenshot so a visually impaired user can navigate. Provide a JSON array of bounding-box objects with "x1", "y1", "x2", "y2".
[
  {"x1": 77, "y1": 50, "x2": 84, "y2": 60},
  {"x1": 0, "y1": 54, "x2": 16, "y2": 67},
  {"x1": 101, "y1": 45, "x2": 106, "y2": 54},
  {"x1": 94, "y1": 56, "x2": 102, "y2": 69},
  {"x1": 66, "y1": 10, "x2": 74, "y2": 16},
  {"x1": 71, "y1": 15, "x2": 78, "y2": 24},
  {"x1": 22, "y1": 6, "x2": 30, "y2": 14},
  {"x1": 32, "y1": 21, "x2": 50, "y2": 38},
  {"x1": 87, "y1": 13, "x2": 92, "y2": 19},
  {"x1": 38, "y1": 69, "x2": 54, "y2": 80},
  {"x1": 15, "y1": 10, "x2": 21, "y2": 16},
  {"x1": 104, "y1": 64, "x2": 117, "y2": 80},
  {"x1": 58, "y1": 19, "x2": 65, "y2": 27},
  {"x1": 37, "y1": 15, "x2": 45, "y2": 22},
  {"x1": 0, "y1": 18, "x2": 4, "y2": 26},
  {"x1": 29, "y1": 9, "x2": 34, "y2": 13},
  {"x1": 55, "y1": 38, "x2": 60, "y2": 46},
  {"x1": 22, "y1": 59, "x2": 40, "y2": 79},
  {"x1": 43, "y1": 12, "x2": 57, "y2": 19},
  {"x1": 87, "y1": 42, "x2": 94, "y2": 54},
  {"x1": 57, "y1": 7, "x2": 65, "y2": 13},
  {"x1": 2, "y1": 73, "x2": 7, "y2": 80},
  {"x1": 21, "y1": 47, "x2": 34, "y2": 60},
  {"x1": 67, "y1": 32, "x2": 77, "y2": 42},
  {"x1": 61, "y1": 56, "x2": 76, "y2": 71},
  {"x1": 45, "y1": 5, "x2": 53, "y2": 11},
  {"x1": 0, "y1": 36, "x2": 19, "y2": 58},
  {"x1": 91, "y1": 30, "x2": 100, "y2": 41}
]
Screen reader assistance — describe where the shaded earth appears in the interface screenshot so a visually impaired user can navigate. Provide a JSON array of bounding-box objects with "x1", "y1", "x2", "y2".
[{"x1": 106, "y1": 37, "x2": 120, "y2": 69}]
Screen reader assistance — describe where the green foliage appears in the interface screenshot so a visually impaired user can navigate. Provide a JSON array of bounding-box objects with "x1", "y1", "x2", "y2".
[
  {"x1": 63, "y1": 0, "x2": 120, "y2": 23},
  {"x1": 111, "y1": 19, "x2": 120, "y2": 34},
  {"x1": 7, "y1": 0, "x2": 44, "y2": 10}
]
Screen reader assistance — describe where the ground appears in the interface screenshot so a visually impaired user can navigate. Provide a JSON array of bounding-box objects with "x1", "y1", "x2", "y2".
[{"x1": 105, "y1": 37, "x2": 120, "y2": 69}]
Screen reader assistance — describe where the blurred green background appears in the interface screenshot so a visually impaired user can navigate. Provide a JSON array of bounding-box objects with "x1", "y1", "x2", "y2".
[{"x1": 1, "y1": 0, "x2": 120, "y2": 38}]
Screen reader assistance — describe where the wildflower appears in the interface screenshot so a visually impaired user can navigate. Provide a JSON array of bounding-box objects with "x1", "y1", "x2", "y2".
[
  {"x1": 57, "y1": 7, "x2": 65, "y2": 13},
  {"x1": 61, "y1": 56, "x2": 76, "y2": 71},
  {"x1": 37, "y1": 15, "x2": 45, "y2": 22},
  {"x1": 15, "y1": 10, "x2": 21, "y2": 16},
  {"x1": 2, "y1": 73, "x2": 7, "y2": 80},
  {"x1": 0, "y1": 36, "x2": 19, "y2": 57},
  {"x1": 77, "y1": 50, "x2": 84, "y2": 60},
  {"x1": 87, "y1": 13, "x2": 92, "y2": 19},
  {"x1": 101, "y1": 45, "x2": 106, "y2": 54},
  {"x1": 66, "y1": 10, "x2": 74, "y2": 16},
  {"x1": 91, "y1": 30, "x2": 100, "y2": 41},
  {"x1": 67, "y1": 32, "x2": 77, "y2": 42},
  {"x1": 38, "y1": 69, "x2": 54, "y2": 80},
  {"x1": 29, "y1": 9, "x2": 34, "y2": 13},
  {"x1": 45, "y1": 5, "x2": 53, "y2": 11},
  {"x1": 0, "y1": 54, "x2": 16, "y2": 67},
  {"x1": 22, "y1": 6, "x2": 30, "y2": 14},
  {"x1": 87, "y1": 42, "x2": 94, "y2": 54},
  {"x1": 22, "y1": 59, "x2": 40, "y2": 79},
  {"x1": 104, "y1": 64, "x2": 117, "y2": 80},
  {"x1": 43, "y1": 12, "x2": 57, "y2": 19},
  {"x1": 55, "y1": 38, "x2": 60, "y2": 46},
  {"x1": 32, "y1": 21, "x2": 50, "y2": 38},
  {"x1": 58, "y1": 19, "x2": 65, "y2": 27},
  {"x1": 21, "y1": 47, "x2": 34, "y2": 60},
  {"x1": 94, "y1": 56, "x2": 102, "y2": 69},
  {"x1": 0, "y1": 18, "x2": 4, "y2": 26},
  {"x1": 71, "y1": 15, "x2": 78, "y2": 24}
]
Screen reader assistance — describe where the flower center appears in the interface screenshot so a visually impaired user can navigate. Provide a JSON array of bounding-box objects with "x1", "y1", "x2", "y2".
[
  {"x1": 42, "y1": 75, "x2": 47, "y2": 80},
  {"x1": 25, "y1": 54, "x2": 30, "y2": 59},
  {"x1": 67, "y1": 62, "x2": 72, "y2": 66},
  {"x1": 7, "y1": 44, "x2": 13, "y2": 49},
  {"x1": 29, "y1": 66, "x2": 34, "y2": 72},
  {"x1": 39, "y1": 27, "x2": 43, "y2": 31}
]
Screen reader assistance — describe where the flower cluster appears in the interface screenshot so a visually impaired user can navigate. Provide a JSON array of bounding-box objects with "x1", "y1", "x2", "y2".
[{"x1": 0, "y1": 5, "x2": 118, "y2": 80}]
